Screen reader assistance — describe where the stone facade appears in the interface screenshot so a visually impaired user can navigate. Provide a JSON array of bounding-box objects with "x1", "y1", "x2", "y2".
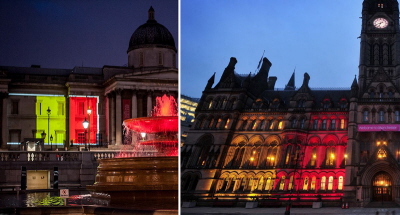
[{"x1": 181, "y1": 0, "x2": 400, "y2": 207}]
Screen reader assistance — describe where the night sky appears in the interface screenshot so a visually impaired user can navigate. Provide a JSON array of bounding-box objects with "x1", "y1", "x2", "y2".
[
  {"x1": 0, "y1": 0, "x2": 178, "y2": 69},
  {"x1": 181, "y1": 0, "x2": 363, "y2": 98}
]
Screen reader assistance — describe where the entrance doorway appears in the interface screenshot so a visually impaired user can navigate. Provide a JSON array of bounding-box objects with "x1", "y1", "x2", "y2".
[{"x1": 372, "y1": 172, "x2": 392, "y2": 201}]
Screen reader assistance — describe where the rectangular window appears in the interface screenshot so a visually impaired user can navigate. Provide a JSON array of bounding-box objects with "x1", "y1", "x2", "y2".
[
  {"x1": 11, "y1": 100, "x2": 19, "y2": 114},
  {"x1": 340, "y1": 119, "x2": 345, "y2": 129},
  {"x1": 313, "y1": 119, "x2": 318, "y2": 130},
  {"x1": 330, "y1": 119, "x2": 336, "y2": 130},
  {"x1": 58, "y1": 102, "x2": 64, "y2": 116},
  {"x1": 322, "y1": 119, "x2": 327, "y2": 130}
]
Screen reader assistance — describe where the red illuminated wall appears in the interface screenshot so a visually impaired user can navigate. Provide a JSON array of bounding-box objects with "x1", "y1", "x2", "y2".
[{"x1": 70, "y1": 97, "x2": 98, "y2": 145}]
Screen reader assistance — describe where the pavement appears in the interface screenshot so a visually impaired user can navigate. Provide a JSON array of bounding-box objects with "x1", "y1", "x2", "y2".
[{"x1": 181, "y1": 206, "x2": 400, "y2": 215}]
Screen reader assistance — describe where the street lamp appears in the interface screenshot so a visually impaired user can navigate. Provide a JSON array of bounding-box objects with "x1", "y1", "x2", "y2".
[
  {"x1": 47, "y1": 107, "x2": 51, "y2": 150},
  {"x1": 82, "y1": 118, "x2": 89, "y2": 151},
  {"x1": 87, "y1": 106, "x2": 91, "y2": 150},
  {"x1": 50, "y1": 135, "x2": 53, "y2": 150},
  {"x1": 41, "y1": 131, "x2": 46, "y2": 151}
]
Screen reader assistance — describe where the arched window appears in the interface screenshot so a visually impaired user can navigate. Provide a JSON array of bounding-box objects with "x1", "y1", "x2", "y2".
[
  {"x1": 250, "y1": 120, "x2": 257, "y2": 130},
  {"x1": 303, "y1": 177, "x2": 309, "y2": 190},
  {"x1": 233, "y1": 147, "x2": 245, "y2": 167},
  {"x1": 224, "y1": 118, "x2": 230, "y2": 129},
  {"x1": 338, "y1": 176, "x2": 344, "y2": 190},
  {"x1": 257, "y1": 176, "x2": 264, "y2": 191},
  {"x1": 330, "y1": 119, "x2": 336, "y2": 130},
  {"x1": 363, "y1": 110, "x2": 369, "y2": 122},
  {"x1": 285, "y1": 145, "x2": 292, "y2": 165},
  {"x1": 278, "y1": 120, "x2": 284, "y2": 130},
  {"x1": 249, "y1": 148, "x2": 260, "y2": 168},
  {"x1": 340, "y1": 119, "x2": 346, "y2": 129},
  {"x1": 321, "y1": 119, "x2": 327, "y2": 130},
  {"x1": 265, "y1": 177, "x2": 272, "y2": 191},
  {"x1": 288, "y1": 176, "x2": 294, "y2": 191},
  {"x1": 300, "y1": 118, "x2": 305, "y2": 129},
  {"x1": 321, "y1": 176, "x2": 326, "y2": 191},
  {"x1": 328, "y1": 176, "x2": 334, "y2": 190},
  {"x1": 291, "y1": 118, "x2": 297, "y2": 128},
  {"x1": 311, "y1": 176, "x2": 316, "y2": 190},
  {"x1": 313, "y1": 119, "x2": 318, "y2": 130},
  {"x1": 395, "y1": 110, "x2": 400, "y2": 122},
  {"x1": 310, "y1": 148, "x2": 317, "y2": 166},
  {"x1": 379, "y1": 110, "x2": 385, "y2": 122},
  {"x1": 326, "y1": 147, "x2": 335, "y2": 166},
  {"x1": 279, "y1": 176, "x2": 286, "y2": 190}
]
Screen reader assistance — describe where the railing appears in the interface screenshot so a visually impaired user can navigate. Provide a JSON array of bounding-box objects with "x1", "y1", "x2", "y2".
[{"x1": 0, "y1": 151, "x2": 125, "y2": 162}]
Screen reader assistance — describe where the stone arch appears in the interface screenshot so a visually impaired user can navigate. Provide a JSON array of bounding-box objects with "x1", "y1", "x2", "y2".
[{"x1": 361, "y1": 161, "x2": 400, "y2": 186}]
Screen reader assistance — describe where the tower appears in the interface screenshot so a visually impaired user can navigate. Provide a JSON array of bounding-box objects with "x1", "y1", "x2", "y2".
[{"x1": 345, "y1": 0, "x2": 400, "y2": 206}]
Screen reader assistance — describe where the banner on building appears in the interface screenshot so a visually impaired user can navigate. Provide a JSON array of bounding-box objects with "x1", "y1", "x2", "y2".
[{"x1": 358, "y1": 124, "x2": 400, "y2": 132}]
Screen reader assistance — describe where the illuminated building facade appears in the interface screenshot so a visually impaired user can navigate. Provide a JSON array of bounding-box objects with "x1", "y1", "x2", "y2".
[
  {"x1": 0, "y1": 7, "x2": 177, "y2": 150},
  {"x1": 181, "y1": 0, "x2": 400, "y2": 207},
  {"x1": 180, "y1": 95, "x2": 199, "y2": 146}
]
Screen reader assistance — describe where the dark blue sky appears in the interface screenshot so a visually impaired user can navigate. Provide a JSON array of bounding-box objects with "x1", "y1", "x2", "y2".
[
  {"x1": 181, "y1": 0, "x2": 363, "y2": 98},
  {"x1": 0, "y1": 0, "x2": 178, "y2": 69}
]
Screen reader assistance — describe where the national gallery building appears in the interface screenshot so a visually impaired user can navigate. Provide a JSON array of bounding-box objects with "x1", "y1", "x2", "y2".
[
  {"x1": 0, "y1": 7, "x2": 178, "y2": 151},
  {"x1": 181, "y1": 0, "x2": 400, "y2": 207}
]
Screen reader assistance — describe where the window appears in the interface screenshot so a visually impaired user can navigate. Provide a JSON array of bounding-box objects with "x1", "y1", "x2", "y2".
[
  {"x1": 313, "y1": 119, "x2": 318, "y2": 130},
  {"x1": 396, "y1": 111, "x2": 400, "y2": 122},
  {"x1": 269, "y1": 121, "x2": 275, "y2": 130},
  {"x1": 378, "y1": 3, "x2": 384, "y2": 8},
  {"x1": 328, "y1": 176, "x2": 334, "y2": 190},
  {"x1": 321, "y1": 176, "x2": 326, "y2": 191},
  {"x1": 139, "y1": 52, "x2": 144, "y2": 66},
  {"x1": 291, "y1": 118, "x2": 297, "y2": 128},
  {"x1": 288, "y1": 176, "x2": 294, "y2": 191},
  {"x1": 279, "y1": 176, "x2": 286, "y2": 190},
  {"x1": 265, "y1": 177, "x2": 272, "y2": 191},
  {"x1": 251, "y1": 120, "x2": 257, "y2": 130},
  {"x1": 330, "y1": 119, "x2": 336, "y2": 130},
  {"x1": 310, "y1": 148, "x2": 317, "y2": 166},
  {"x1": 322, "y1": 119, "x2": 327, "y2": 130},
  {"x1": 278, "y1": 121, "x2": 284, "y2": 130},
  {"x1": 158, "y1": 52, "x2": 163, "y2": 65},
  {"x1": 311, "y1": 177, "x2": 316, "y2": 190},
  {"x1": 300, "y1": 118, "x2": 305, "y2": 129},
  {"x1": 379, "y1": 110, "x2": 385, "y2": 122},
  {"x1": 224, "y1": 119, "x2": 230, "y2": 129},
  {"x1": 340, "y1": 119, "x2": 346, "y2": 129},
  {"x1": 338, "y1": 176, "x2": 344, "y2": 190},
  {"x1": 11, "y1": 100, "x2": 19, "y2": 114},
  {"x1": 303, "y1": 177, "x2": 309, "y2": 190},
  {"x1": 326, "y1": 147, "x2": 335, "y2": 166},
  {"x1": 257, "y1": 177, "x2": 264, "y2": 191},
  {"x1": 363, "y1": 110, "x2": 369, "y2": 122},
  {"x1": 208, "y1": 100, "x2": 213, "y2": 109}
]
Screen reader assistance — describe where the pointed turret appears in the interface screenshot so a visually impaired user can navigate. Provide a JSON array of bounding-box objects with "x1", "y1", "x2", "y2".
[
  {"x1": 285, "y1": 71, "x2": 295, "y2": 90},
  {"x1": 219, "y1": 57, "x2": 237, "y2": 84},
  {"x1": 205, "y1": 73, "x2": 215, "y2": 90},
  {"x1": 351, "y1": 75, "x2": 359, "y2": 98}
]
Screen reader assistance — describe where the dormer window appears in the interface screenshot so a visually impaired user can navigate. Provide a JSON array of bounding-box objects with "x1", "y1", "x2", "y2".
[{"x1": 378, "y1": 3, "x2": 384, "y2": 8}]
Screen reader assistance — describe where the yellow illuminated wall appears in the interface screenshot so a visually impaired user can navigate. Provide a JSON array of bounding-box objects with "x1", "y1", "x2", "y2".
[{"x1": 35, "y1": 96, "x2": 66, "y2": 146}]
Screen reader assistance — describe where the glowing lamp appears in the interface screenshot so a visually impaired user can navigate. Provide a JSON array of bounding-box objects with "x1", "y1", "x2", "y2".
[
  {"x1": 330, "y1": 153, "x2": 335, "y2": 159},
  {"x1": 83, "y1": 118, "x2": 89, "y2": 129},
  {"x1": 50, "y1": 135, "x2": 53, "y2": 142},
  {"x1": 87, "y1": 107, "x2": 92, "y2": 115},
  {"x1": 271, "y1": 157, "x2": 275, "y2": 161},
  {"x1": 250, "y1": 157, "x2": 254, "y2": 161},
  {"x1": 141, "y1": 132, "x2": 146, "y2": 140},
  {"x1": 377, "y1": 141, "x2": 381, "y2": 146}
]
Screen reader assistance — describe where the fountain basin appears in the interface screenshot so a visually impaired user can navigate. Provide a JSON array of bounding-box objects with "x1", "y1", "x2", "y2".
[{"x1": 87, "y1": 156, "x2": 178, "y2": 209}]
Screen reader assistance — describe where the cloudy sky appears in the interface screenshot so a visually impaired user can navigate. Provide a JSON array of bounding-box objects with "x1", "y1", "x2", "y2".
[
  {"x1": 181, "y1": 0, "x2": 363, "y2": 98},
  {"x1": 0, "y1": 0, "x2": 178, "y2": 69}
]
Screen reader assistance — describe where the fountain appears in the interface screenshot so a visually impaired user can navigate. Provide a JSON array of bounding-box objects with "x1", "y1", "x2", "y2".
[{"x1": 87, "y1": 95, "x2": 178, "y2": 211}]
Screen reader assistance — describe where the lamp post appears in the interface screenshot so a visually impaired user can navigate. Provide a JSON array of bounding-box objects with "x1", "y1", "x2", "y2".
[
  {"x1": 41, "y1": 131, "x2": 46, "y2": 151},
  {"x1": 83, "y1": 118, "x2": 89, "y2": 151},
  {"x1": 50, "y1": 135, "x2": 53, "y2": 150},
  {"x1": 87, "y1": 106, "x2": 92, "y2": 150},
  {"x1": 47, "y1": 107, "x2": 51, "y2": 150}
]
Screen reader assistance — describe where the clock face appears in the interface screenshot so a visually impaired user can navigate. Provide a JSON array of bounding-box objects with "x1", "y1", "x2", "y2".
[{"x1": 373, "y1": 18, "x2": 389, "y2": 29}]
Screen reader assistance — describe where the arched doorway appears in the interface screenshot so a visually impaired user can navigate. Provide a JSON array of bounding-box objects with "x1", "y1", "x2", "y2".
[{"x1": 372, "y1": 172, "x2": 392, "y2": 201}]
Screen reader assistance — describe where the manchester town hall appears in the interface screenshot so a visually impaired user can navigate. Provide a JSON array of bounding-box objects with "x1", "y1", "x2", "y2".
[{"x1": 181, "y1": 0, "x2": 400, "y2": 208}]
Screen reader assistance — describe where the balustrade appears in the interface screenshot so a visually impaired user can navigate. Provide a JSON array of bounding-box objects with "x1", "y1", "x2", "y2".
[{"x1": 0, "y1": 151, "x2": 122, "y2": 163}]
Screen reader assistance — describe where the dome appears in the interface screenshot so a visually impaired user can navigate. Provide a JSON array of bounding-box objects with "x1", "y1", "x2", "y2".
[{"x1": 128, "y1": 7, "x2": 176, "y2": 53}]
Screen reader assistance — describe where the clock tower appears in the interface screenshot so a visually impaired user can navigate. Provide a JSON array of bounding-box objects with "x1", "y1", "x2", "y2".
[
  {"x1": 358, "y1": 0, "x2": 400, "y2": 93},
  {"x1": 345, "y1": 0, "x2": 400, "y2": 206}
]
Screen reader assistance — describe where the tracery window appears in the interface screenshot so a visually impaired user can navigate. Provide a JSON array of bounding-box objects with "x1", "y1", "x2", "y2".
[
  {"x1": 328, "y1": 176, "x2": 334, "y2": 190},
  {"x1": 325, "y1": 147, "x2": 335, "y2": 166},
  {"x1": 338, "y1": 176, "x2": 344, "y2": 190},
  {"x1": 396, "y1": 111, "x2": 400, "y2": 122},
  {"x1": 363, "y1": 110, "x2": 369, "y2": 122},
  {"x1": 303, "y1": 177, "x2": 309, "y2": 190},
  {"x1": 321, "y1": 176, "x2": 326, "y2": 191},
  {"x1": 279, "y1": 176, "x2": 286, "y2": 190},
  {"x1": 379, "y1": 110, "x2": 385, "y2": 122}
]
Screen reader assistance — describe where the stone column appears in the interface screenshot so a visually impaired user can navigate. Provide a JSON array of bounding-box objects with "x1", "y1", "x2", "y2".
[
  {"x1": 131, "y1": 91, "x2": 137, "y2": 118},
  {"x1": 115, "y1": 89, "x2": 122, "y2": 145},
  {"x1": 1, "y1": 93, "x2": 8, "y2": 149},
  {"x1": 109, "y1": 94, "x2": 115, "y2": 145},
  {"x1": 147, "y1": 91, "x2": 152, "y2": 117}
]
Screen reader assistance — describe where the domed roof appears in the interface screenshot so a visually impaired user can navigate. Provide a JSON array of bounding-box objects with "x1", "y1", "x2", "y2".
[{"x1": 128, "y1": 7, "x2": 176, "y2": 53}]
